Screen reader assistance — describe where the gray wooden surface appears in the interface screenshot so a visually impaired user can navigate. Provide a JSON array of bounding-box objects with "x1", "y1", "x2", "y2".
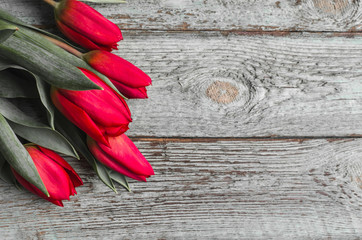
[{"x1": 1, "y1": 0, "x2": 362, "y2": 239}]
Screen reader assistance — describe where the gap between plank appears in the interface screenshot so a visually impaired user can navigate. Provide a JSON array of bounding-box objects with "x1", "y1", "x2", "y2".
[
  {"x1": 129, "y1": 136, "x2": 362, "y2": 143},
  {"x1": 31, "y1": 24, "x2": 362, "y2": 36}
]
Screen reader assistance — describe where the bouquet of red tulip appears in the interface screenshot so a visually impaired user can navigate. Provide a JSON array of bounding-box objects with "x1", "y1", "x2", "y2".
[{"x1": 0, "y1": 0, "x2": 153, "y2": 207}]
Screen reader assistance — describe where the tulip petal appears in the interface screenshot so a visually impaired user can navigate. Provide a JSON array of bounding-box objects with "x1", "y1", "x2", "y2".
[
  {"x1": 81, "y1": 68, "x2": 131, "y2": 117},
  {"x1": 58, "y1": 69, "x2": 132, "y2": 127},
  {"x1": 89, "y1": 134, "x2": 154, "y2": 177},
  {"x1": 84, "y1": 51, "x2": 152, "y2": 88},
  {"x1": 113, "y1": 81, "x2": 148, "y2": 99},
  {"x1": 56, "y1": 0, "x2": 122, "y2": 47},
  {"x1": 26, "y1": 146, "x2": 73, "y2": 201},
  {"x1": 50, "y1": 200, "x2": 64, "y2": 207},
  {"x1": 88, "y1": 139, "x2": 148, "y2": 182},
  {"x1": 13, "y1": 168, "x2": 65, "y2": 207},
  {"x1": 98, "y1": 124, "x2": 129, "y2": 137},
  {"x1": 38, "y1": 146, "x2": 83, "y2": 188},
  {"x1": 51, "y1": 88, "x2": 110, "y2": 147},
  {"x1": 59, "y1": 88, "x2": 130, "y2": 126},
  {"x1": 56, "y1": 20, "x2": 113, "y2": 51},
  {"x1": 11, "y1": 147, "x2": 73, "y2": 206},
  {"x1": 12, "y1": 168, "x2": 50, "y2": 200},
  {"x1": 11, "y1": 145, "x2": 83, "y2": 207},
  {"x1": 105, "y1": 135, "x2": 154, "y2": 176}
]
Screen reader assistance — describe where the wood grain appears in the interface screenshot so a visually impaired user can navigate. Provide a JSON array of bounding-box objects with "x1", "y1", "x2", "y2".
[
  {"x1": 1, "y1": 1, "x2": 362, "y2": 239},
  {"x1": 3, "y1": 0, "x2": 362, "y2": 32},
  {"x1": 106, "y1": 31, "x2": 362, "y2": 137},
  {"x1": 0, "y1": 138, "x2": 361, "y2": 239}
]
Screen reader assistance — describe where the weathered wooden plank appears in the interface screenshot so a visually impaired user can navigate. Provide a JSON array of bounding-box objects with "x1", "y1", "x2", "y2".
[
  {"x1": 104, "y1": 31, "x2": 362, "y2": 137},
  {"x1": 2, "y1": 0, "x2": 362, "y2": 32},
  {"x1": 1, "y1": 28, "x2": 362, "y2": 137},
  {"x1": 0, "y1": 138, "x2": 361, "y2": 239}
]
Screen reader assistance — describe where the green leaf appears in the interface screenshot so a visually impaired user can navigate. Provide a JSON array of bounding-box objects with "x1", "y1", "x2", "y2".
[
  {"x1": 0, "y1": 68, "x2": 38, "y2": 98},
  {"x1": 35, "y1": 78, "x2": 55, "y2": 129},
  {"x1": 0, "y1": 58, "x2": 19, "y2": 71},
  {"x1": 0, "y1": 10, "x2": 27, "y2": 29},
  {"x1": 95, "y1": 161, "x2": 116, "y2": 192},
  {"x1": 87, "y1": 68, "x2": 127, "y2": 99},
  {"x1": 9, "y1": 121, "x2": 79, "y2": 159},
  {"x1": 0, "y1": 30, "x2": 101, "y2": 91},
  {"x1": 0, "y1": 113, "x2": 48, "y2": 196},
  {"x1": 0, "y1": 20, "x2": 17, "y2": 43},
  {"x1": 12, "y1": 27, "x2": 125, "y2": 97},
  {"x1": 109, "y1": 170, "x2": 131, "y2": 192},
  {"x1": 0, "y1": 19, "x2": 125, "y2": 98},
  {"x1": 0, "y1": 9, "x2": 82, "y2": 52},
  {"x1": 0, "y1": 152, "x2": 11, "y2": 183},
  {"x1": 0, "y1": 163, "x2": 15, "y2": 184},
  {"x1": 54, "y1": 113, "x2": 118, "y2": 192},
  {"x1": 0, "y1": 98, "x2": 48, "y2": 128},
  {"x1": 0, "y1": 153, "x2": 17, "y2": 185},
  {"x1": 0, "y1": 28, "x2": 16, "y2": 43},
  {"x1": 0, "y1": 97, "x2": 77, "y2": 158},
  {"x1": 0, "y1": 63, "x2": 56, "y2": 128}
]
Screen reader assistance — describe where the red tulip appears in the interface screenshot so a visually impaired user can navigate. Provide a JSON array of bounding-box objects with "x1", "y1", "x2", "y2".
[
  {"x1": 11, "y1": 144, "x2": 83, "y2": 207},
  {"x1": 83, "y1": 50, "x2": 151, "y2": 98},
  {"x1": 87, "y1": 134, "x2": 154, "y2": 182},
  {"x1": 51, "y1": 68, "x2": 132, "y2": 147},
  {"x1": 54, "y1": 0, "x2": 122, "y2": 51}
]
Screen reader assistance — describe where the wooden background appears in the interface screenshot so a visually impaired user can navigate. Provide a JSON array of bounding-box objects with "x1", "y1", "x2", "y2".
[{"x1": 1, "y1": 0, "x2": 362, "y2": 239}]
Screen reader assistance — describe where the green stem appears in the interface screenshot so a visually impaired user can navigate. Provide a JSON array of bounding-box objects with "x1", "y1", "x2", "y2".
[
  {"x1": 42, "y1": 0, "x2": 57, "y2": 7},
  {"x1": 42, "y1": 34, "x2": 83, "y2": 58}
]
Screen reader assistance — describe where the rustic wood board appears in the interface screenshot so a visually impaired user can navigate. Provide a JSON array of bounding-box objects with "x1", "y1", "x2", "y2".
[
  {"x1": 0, "y1": 138, "x2": 361, "y2": 239},
  {"x1": 118, "y1": 31, "x2": 362, "y2": 137},
  {"x1": 3, "y1": 0, "x2": 362, "y2": 32},
  {"x1": 2, "y1": 2, "x2": 362, "y2": 138},
  {"x1": 1, "y1": 0, "x2": 362, "y2": 239}
]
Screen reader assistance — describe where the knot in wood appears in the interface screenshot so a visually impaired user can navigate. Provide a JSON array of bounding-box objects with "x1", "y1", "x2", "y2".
[
  {"x1": 312, "y1": 0, "x2": 350, "y2": 15},
  {"x1": 206, "y1": 81, "x2": 239, "y2": 104}
]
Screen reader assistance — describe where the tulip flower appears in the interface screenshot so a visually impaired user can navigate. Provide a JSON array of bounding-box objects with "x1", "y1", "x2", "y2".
[
  {"x1": 51, "y1": 68, "x2": 132, "y2": 147},
  {"x1": 87, "y1": 134, "x2": 154, "y2": 182},
  {"x1": 11, "y1": 144, "x2": 83, "y2": 207},
  {"x1": 54, "y1": 0, "x2": 122, "y2": 51},
  {"x1": 83, "y1": 50, "x2": 151, "y2": 98}
]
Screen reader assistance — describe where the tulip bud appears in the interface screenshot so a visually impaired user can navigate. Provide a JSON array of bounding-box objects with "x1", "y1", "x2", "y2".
[
  {"x1": 51, "y1": 68, "x2": 132, "y2": 147},
  {"x1": 87, "y1": 134, "x2": 154, "y2": 182},
  {"x1": 11, "y1": 144, "x2": 83, "y2": 207},
  {"x1": 83, "y1": 50, "x2": 151, "y2": 98},
  {"x1": 54, "y1": 0, "x2": 122, "y2": 51}
]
